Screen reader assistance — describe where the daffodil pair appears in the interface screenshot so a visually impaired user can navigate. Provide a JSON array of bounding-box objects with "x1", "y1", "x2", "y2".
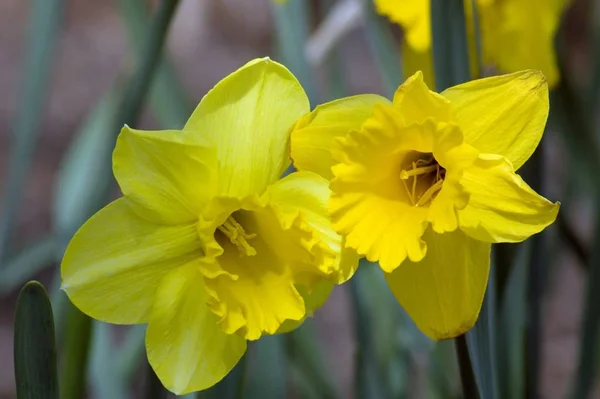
[
  {"x1": 61, "y1": 58, "x2": 356, "y2": 395},
  {"x1": 374, "y1": 0, "x2": 570, "y2": 88},
  {"x1": 61, "y1": 57, "x2": 558, "y2": 395}
]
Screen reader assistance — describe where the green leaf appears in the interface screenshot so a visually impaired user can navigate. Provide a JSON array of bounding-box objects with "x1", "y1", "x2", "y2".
[
  {"x1": 60, "y1": 305, "x2": 94, "y2": 399},
  {"x1": 286, "y1": 321, "x2": 340, "y2": 399},
  {"x1": 0, "y1": 0, "x2": 65, "y2": 263},
  {"x1": 89, "y1": 322, "x2": 128, "y2": 399},
  {"x1": 0, "y1": 236, "x2": 57, "y2": 295},
  {"x1": 430, "y1": 0, "x2": 470, "y2": 90},
  {"x1": 270, "y1": 0, "x2": 317, "y2": 103},
  {"x1": 497, "y1": 242, "x2": 530, "y2": 399},
  {"x1": 361, "y1": 0, "x2": 402, "y2": 98},
  {"x1": 244, "y1": 336, "x2": 286, "y2": 399},
  {"x1": 52, "y1": 89, "x2": 121, "y2": 246},
  {"x1": 14, "y1": 281, "x2": 59, "y2": 399},
  {"x1": 464, "y1": 263, "x2": 499, "y2": 399},
  {"x1": 115, "y1": 0, "x2": 192, "y2": 128}
]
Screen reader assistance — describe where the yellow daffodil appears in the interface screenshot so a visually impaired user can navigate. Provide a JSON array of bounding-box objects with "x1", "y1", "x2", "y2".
[
  {"x1": 290, "y1": 70, "x2": 559, "y2": 340},
  {"x1": 61, "y1": 58, "x2": 357, "y2": 394},
  {"x1": 374, "y1": 0, "x2": 570, "y2": 87}
]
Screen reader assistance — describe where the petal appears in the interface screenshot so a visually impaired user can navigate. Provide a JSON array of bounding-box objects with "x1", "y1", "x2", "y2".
[
  {"x1": 184, "y1": 58, "x2": 310, "y2": 198},
  {"x1": 441, "y1": 70, "x2": 549, "y2": 170},
  {"x1": 374, "y1": 0, "x2": 431, "y2": 52},
  {"x1": 276, "y1": 280, "x2": 335, "y2": 334},
  {"x1": 329, "y1": 107, "x2": 437, "y2": 273},
  {"x1": 479, "y1": 0, "x2": 568, "y2": 88},
  {"x1": 203, "y1": 203, "x2": 312, "y2": 341},
  {"x1": 146, "y1": 263, "x2": 246, "y2": 395},
  {"x1": 402, "y1": 40, "x2": 436, "y2": 89},
  {"x1": 392, "y1": 71, "x2": 452, "y2": 125},
  {"x1": 113, "y1": 126, "x2": 217, "y2": 224},
  {"x1": 290, "y1": 94, "x2": 390, "y2": 180},
  {"x1": 458, "y1": 154, "x2": 559, "y2": 243},
  {"x1": 264, "y1": 171, "x2": 360, "y2": 283},
  {"x1": 61, "y1": 198, "x2": 202, "y2": 324},
  {"x1": 385, "y1": 228, "x2": 491, "y2": 341}
]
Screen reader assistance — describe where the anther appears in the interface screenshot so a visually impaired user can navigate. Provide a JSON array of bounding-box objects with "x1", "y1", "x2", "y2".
[{"x1": 217, "y1": 216, "x2": 257, "y2": 256}]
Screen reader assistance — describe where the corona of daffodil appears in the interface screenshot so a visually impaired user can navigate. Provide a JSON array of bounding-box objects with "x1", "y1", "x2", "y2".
[
  {"x1": 290, "y1": 70, "x2": 559, "y2": 340},
  {"x1": 61, "y1": 58, "x2": 356, "y2": 394},
  {"x1": 374, "y1": 0, "x2": 570, "y2": 87}
]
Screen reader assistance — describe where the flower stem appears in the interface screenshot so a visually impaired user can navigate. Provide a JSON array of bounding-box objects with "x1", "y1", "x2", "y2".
[{"x1": 455, "y1": 334, "x2": 480, "y2": 399}]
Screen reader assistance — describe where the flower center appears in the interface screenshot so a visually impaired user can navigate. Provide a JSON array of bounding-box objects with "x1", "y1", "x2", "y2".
[
  {"x1": 216, "y1": 215, "x2": 257, "y2": 256},
  {"x1": 399, "y1": 152, "x2": 446, "y2": 207}
]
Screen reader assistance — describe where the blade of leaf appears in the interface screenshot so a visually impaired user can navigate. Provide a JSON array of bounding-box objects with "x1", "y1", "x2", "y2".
[
  {"x1": 497, "y1": 241, "x2": 531, "y2": 399},
  {"x1": 360, "y1": 0, "x2": 402, "y2": 98},
  {"x1": 244, "y1": 336, "x2": 287, "y2": 399},
  {"x1": 0, "y1": 236, "x2": 57, "y2": 294},
  {"x1": 89, "y1": 322, "x2": 128, "y2": 399},
  {"x1": 270, "y1": 0, "x2": 317, "y2": 102},
  {"x1": 286, "y1": 320, "x2": 340, "y2": 399},
  {"x1": 115, "y1": 0, "x2": 192, "y2": 128},
  {"x1": 14, "y1": 281, "x2": 59, "y2": 399},
  {"x1": 0, "y1": 0, "x2": 65, "y2": 264},
  {"x1": 430, "y1": 0, "x2": 470, "y2": 90}
]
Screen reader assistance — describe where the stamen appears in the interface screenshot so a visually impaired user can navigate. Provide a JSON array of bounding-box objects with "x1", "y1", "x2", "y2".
[
  {"x1": 399, "y1": 164, "x2": 438, "y2": 179},
  {"x1": 416, "y1": 179, "x2": 444, "y2": 207},
  {"x1": 217, "y1": 216, "x2": 257, "y2": 256}
]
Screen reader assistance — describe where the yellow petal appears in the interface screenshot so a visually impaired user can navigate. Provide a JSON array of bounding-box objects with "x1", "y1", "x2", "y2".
[
  {"x1": 203, "y1": 203, "x2": 310, "y2": 341},
  {"x1": 479, "y1": 0, "x2": 569, "y2": 88},
  {"x1": 392, "y1": 71, "x2": 452, "y2": 124},
  {"x1": 276, "y1": 280, "x2": 335, "y2": 334},
  {"x1": 442, "y1": 70, "x2": 549, "y2": 170},
  {"x1": 402, "y1": 40, "x2": 436, "y2": 89},
  {"x1": 374, "y1": 0, "x2": 431, "y2": 52},
  {"x1": 184, "y1": 58, "x2": 310, "y2": 198},
  {"x1": 458, "y1": 154, "x2": 559, "y2": 242},
  {"x1": 146, "y1": 263, "x2": 246, "y2": 395},
  {"x1": 113, "y1": 126, "x2": 218, "y2": 224},
  {"x1": 264, "y1": 171, "x2": 360, "y2": 283},
  {"x1": 329, "y1": 106, "x2": 435, "y2": 273},
  {"x1": 291, "y1": 94, "x2": 390, "y2": 180},
  {"x1": 385, "y1": 228, "x2": 491, "y2": 340},
  {"x1": 61, "y1": 198, "x2": 202, "y2": 324}
]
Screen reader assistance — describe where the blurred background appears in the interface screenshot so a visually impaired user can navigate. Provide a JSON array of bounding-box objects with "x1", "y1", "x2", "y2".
[{"x1": 0, "y1": 0, "x2": 598, "y2": 398}]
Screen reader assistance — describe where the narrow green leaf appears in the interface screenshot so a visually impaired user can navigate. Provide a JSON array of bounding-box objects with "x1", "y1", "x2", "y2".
[
  {"x1": 244, "y1": 336, "x2": 286, "y2": 399},
  {"x1": 196, "y1": 355, "x2": 248, "y2": 399},
  {"x1": 286, "y1": 321, "x2": 340, "y2": 399},
  {"x1": 52, "y1": 89, "x2": 121, "y2": 246},
  {"x1": 60, "y1": 306, "x2": 93, "y2": 399},
  {"x1": 0, "y1": 0, "x2": 65, "y2": 263},
  {"x1": 270, "y1": 0, "x2": 317, "y2": 102},
  {"x1": 0, "y1": 236, "x2": 57, "y2": 294},
  {"x1": 464, "y1": 264, "x2": 499, "y2": 399},
  {"x1": 361, "y1": 0, "x2": 402, "y2": 98},
  {"x1": 145, "y1": 362, "x2": 168, "y2": 399},
  {"x1": 89, "y1": 322, "x2": 128, "y2": 399},
  {"x1": 430, "y1": 0, "x2": 470, "y2": 90},
  {"x1": 498, "y1": 242, "x2": 531, "y2": 399},
  {"x1": 14, "y1": 281, "x2": 59, "y2": 399},
  {"x1": 117, "y1": 325, "x2": 147, "y2": 383},
  {"x1": 115, "y1": 0, "x2": 192, "y2": 128}
]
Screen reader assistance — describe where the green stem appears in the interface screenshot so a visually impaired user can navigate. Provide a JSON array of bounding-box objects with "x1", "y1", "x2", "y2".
[
  {"x1": 60, "y1": 306, "x2": 93, "y2": 399},
  {"x1": 144, "y1": 362, "x2": 168, "y2": 399},
  {"x1": 455, "y1": 335, "x2": 479, "y2": 399}
]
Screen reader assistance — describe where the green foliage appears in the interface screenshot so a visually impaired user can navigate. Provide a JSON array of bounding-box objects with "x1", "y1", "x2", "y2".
[{"x1": 14, "y1": 281, "x2": 59, "y2": 399}]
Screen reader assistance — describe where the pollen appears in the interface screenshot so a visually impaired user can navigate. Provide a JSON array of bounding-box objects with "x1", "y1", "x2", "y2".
[
  {"x1": 399, "y1": 152, "x2": 445, "y2": 207},
  {"x1": 217, "y1": 215, "x2": 257, "y2": 256}
]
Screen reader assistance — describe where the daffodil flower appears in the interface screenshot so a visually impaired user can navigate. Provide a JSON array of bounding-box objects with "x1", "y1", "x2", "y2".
[
  {"x1": 290, "y1": 70, "x2": 559, "y2": 340},
  {"x1": 61, "y1": 58, "x2": 357, "y2": 394},
  {"x1": 374, "y1": 0, "x2": 570, "y2": 88}
]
